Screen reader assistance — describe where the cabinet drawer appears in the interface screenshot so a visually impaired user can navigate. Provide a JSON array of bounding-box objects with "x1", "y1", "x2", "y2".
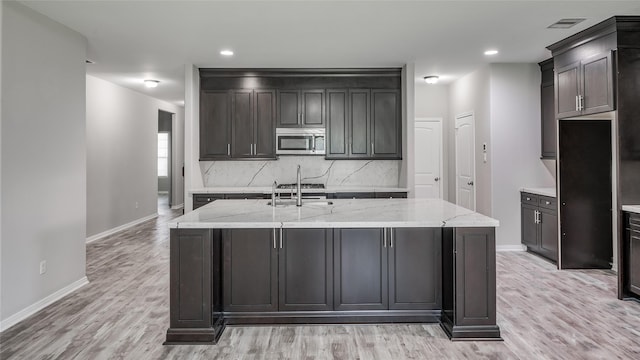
[
  {"x1": 193, "y1": 194, "x2": 225, "y2": 203},
  {"x1": 225, "y1": 193, "x2": 269, "y2": 200},
  {"x1": 538, "y1": 196, "x2": 557, "y2": 211},
  {"x1": 521, "y1": 193, "x2": 538, "y2": 206},
  {"x1": 375, "y1": 192, "x2": 407, "y2": 199}
]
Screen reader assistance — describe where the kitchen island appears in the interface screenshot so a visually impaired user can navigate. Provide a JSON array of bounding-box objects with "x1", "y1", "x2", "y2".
[{"x1": 165, "y1": 198, "x2": 501, "y2": 344}]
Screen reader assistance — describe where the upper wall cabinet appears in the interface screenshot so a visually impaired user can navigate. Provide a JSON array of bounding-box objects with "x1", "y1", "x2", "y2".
[
  {"x1": 539, "y1": 59, "x2": 556, "y2": 159},
  {"x1": 277, "y1": 90, "x2": 325, "y2": 128},
  {"x1": 200, "y1": 89, "x2": 276, "y2": 160},
  {"x1": 199, "y1": 68, "x2": 402, "y2": 161},
  {"x1": 326, "y1": 88, "x2": 401, "y2": 160},
  {"x1": 555, "y1": 51, "x2": 614, "y2": 119}
]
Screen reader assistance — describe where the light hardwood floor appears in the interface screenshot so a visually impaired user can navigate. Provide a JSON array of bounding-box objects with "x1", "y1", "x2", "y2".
[{"x1": 1, "y1": 200, "x2": 639, "y2": 359}]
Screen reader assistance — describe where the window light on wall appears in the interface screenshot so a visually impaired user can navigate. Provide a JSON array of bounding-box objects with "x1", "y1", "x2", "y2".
[{"x1": 158, "y1": 133, "x2": 169, "y2": 177}]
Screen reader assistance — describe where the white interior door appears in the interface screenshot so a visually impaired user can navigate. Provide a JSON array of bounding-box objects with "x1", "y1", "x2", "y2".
[
  {"x1": 414, "y1": 118, "x2": 442, "y2": 198},
  {"x1": 455, "y1": 113, "x2": 475, "y2": 210}
]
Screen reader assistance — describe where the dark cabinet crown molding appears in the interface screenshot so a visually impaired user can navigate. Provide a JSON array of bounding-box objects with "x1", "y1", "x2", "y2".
[
  {"x1": 199, "y1": 68, "x2": 402, "y2": 78},
  {"x1": 547, "y1": 16, "x2": 640, "y2": 55}
]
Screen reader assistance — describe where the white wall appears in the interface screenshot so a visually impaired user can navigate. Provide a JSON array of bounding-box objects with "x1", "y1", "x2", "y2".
[
  {"x1": 449, "y1": 66, "x2": 492, "y2": 215},
  {"x1": 1, "y1": 1, "x2": 87, "y2": 325},
  {"x1": 489, "y1": 64, "x2": 555, "y2": 248},
  {"x1": 86, "y1": 75, "x2": 184, "y2": 237},
  {"x1": 414, "y1": 82, "x2": 449, "y2": 200},
  {"x1": 184, "y1": 64, "x2": 203, "y2": 212}
]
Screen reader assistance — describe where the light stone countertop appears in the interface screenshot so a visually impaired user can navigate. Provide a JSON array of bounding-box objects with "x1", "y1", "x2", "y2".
[
  {"x1": 189, "y1": 186, "x2": 409, "y2": 194},
  {"x1": 622, "y1": 205, "x2": 640, "y2": 214},
  {"x1": 169, "y1": 198, "x2": 499, "y2": 229},
  {"x1": 521, "y1": 187, "x2": 556, "y2": 198}
]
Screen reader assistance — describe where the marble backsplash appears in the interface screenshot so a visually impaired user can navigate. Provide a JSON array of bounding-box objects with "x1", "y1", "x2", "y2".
[{"x1": 200, "y1": 156, "x2": 400, "y2": 187}]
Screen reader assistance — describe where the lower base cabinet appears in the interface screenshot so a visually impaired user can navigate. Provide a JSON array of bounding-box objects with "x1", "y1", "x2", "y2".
[
  {"x1": 624, "y1": 212, "x2": 640, "y2": 299},
  {"x1": 334, "y1": 228, "x2": 441, "y2": 311},
  {"x1": 222, "y1": 228, "x2": 333, "y2": 312},
  {"x1": 521, "y1": 192, "x2": 558, "y2": 262}
]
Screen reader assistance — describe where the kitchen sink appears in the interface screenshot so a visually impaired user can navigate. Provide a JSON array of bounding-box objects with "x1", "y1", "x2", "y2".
[{"x1": 267, "y1": 200, "x2": 334, "y2": 207}]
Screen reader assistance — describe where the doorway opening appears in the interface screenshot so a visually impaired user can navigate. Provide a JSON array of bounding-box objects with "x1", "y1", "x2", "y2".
[{"x1": 158, "y1": 110, "x2": 174, "y2": 211}]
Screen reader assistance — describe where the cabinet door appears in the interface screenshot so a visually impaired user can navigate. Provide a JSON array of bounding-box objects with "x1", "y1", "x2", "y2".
[
  {"x1": 200, "y1": 90, "x2": 231, "y2": 159},
  {"x1": 301, "y1": 90, "x2": 325, "y2": 127},
  {"x1": 555, "y1": 62, "x2": 581, "y2": 119},
  {"x1": 279, "y1": 229, "x2": 333, "y2": 311},
  {"x1": 326, "y1": 89, "x2": 349, "y2": 158},
  {"x1": 521, "y1": 205, "x2": 538, "y2": 248},
  {"x1": 277, "y1": 90, "x2": 300, "y2": 127},
  {"x1": 539, "y1": 208, "x2": 558, "y2": 262},
  {"x1": 581, "y1": 51, "x2": 615, "y2": 115},
  {"x1": 630, "y1": 225, "x2": 640, "y2": 295},
  {"x1": 223, "y1": 229, "x2": 277, "y2": 312},
  {"x1": 231, "y1": 90, "x2": 254, "y2": 158},
  {"x1": 334, "y1": 228, "x2": 388, "y2": 310},
  {"x1": 254, "y1": 90, "x2": 276, "y2": 158},
  {"x1": 541, "y1": 82, "x2": 556, "y2": 159},
  {"x1": 349, "y1": 89, "x2": 370, "y2": 157},
  {"x1": 371, "y1": 89, "x2": 401, "y2": 159},
  {"x1": 388, "y1": 228, "x2": 441, "y2": 310}
]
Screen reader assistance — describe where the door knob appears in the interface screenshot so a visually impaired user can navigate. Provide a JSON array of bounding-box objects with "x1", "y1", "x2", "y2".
[
  {"x1": 467, "y1": 181, "x2": 474, "y2": 186},
  {"x1": 434, "y1": 177, "x2": 440, "y2": 182}
]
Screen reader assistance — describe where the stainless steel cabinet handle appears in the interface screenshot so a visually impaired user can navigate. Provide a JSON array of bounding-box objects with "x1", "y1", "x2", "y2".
[
  {"x1": 545, "y1": 201, "x2": 551, "y2": 205},
  {"x1": 538, "y1": 211, "x2": 542, "y2": 224},
  {"x1": 227, "y1": 143, "x2": 231, "y2": 156},
  {"x1": 576, "y1": 95, "x2": 580, "y2": 111},
  {"x1": 279, "y1": 228, "x2": 283, "y2": 249},
  {"x1": 371, "y1": 143, "x2": 374, "y2": 154},
  {"x1": 390, "y1": 229, "x2": 394, "y2": 248},
  {"x1": 383, "y1": 230, "x2": 387, "y2": 248},
  {"x1": 579, "y1": 95, "x2": 584, "y2": 110},
  {"x1": 273, "y1": 228, "x2": 277, "y2": 249},
  {"x1": 526, "y1": 197, "x2": 531, "y2": 201}
]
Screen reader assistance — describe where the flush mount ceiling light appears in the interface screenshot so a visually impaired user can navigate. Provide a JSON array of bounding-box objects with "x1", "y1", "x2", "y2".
[
  {"x1": 548, "y1": 18, "x2": 586, "y2": 29},
  {"x1": 484, "y1": 50, "x2": 499, "y2": 56},
  {"x1": 220, "y1": 49, "x2": 234, "y2": 56},
  {"x1": 424, "y1": 76, "x2": 439, "y2": 84},
  {"x1": 144, "y1": 79, "x2": 160, "y2": 88}
]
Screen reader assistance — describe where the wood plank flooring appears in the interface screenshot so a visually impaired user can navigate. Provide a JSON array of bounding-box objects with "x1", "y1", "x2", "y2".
[{"x1": 1, "y1": 199, "x2": 639, "y2": 359}]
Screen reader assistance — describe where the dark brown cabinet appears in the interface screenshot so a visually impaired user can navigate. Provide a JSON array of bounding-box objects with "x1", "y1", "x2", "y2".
[
  {"x1": 277, "y1": 90, "x2": 324, "y2": 128},
  {"x1": 326, "y1": 89, "x2": 401, "y2": 160},
  {"x1": 223, "y1": 229, "x2": 278, "y2": 312},
  {"x1": 521, "y1": 192, "x2": 558, "y2": 262},
  {"x1": 193, "y1": 193, "x2": 225, "y2": 210},
  {"x1": 223, "y1": 228, "x2": 333, "y2": 312},
  {"x1": 555, "y1": 51, "x2": 614, "y2": 119},
  {"x1": 371, "y1": 89, "x2": 401, "y2": 158},
  {"x1": 539, "y1": 59, "x2": 556, "y2": 159},
  {"x1": 201, "y1": 89, "x2": 275, "y2": 160},
  {"x1": 279, "y1": 229, "x2": 333, "y2": 311},
  {"x1": 333, "y1": 228, "x2": 440, "y2": 311},
  {"x1": 327, "y1": 191, "x2": 407, "y2": 199},
  {"x1": 200, "y1": 90, "x2": 232, "y2": 160},
  {"x1": 388, "y1": 228, "x2": 441, "y2": 310},
  {"x1": 623, "y1": 212, "x2": 640, "y2": 298}
]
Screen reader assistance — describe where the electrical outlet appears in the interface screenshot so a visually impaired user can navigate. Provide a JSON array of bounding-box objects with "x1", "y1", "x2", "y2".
[
  {"x1": 135, "y1": 202, "x2": 139, "y2": 209},
  {"x1": 39, "y1": 260, "x2": 47, "y2": 275}
]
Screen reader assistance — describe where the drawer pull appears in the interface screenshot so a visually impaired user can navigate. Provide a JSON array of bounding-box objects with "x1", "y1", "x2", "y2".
[
  {"x1": 526, "y1": 197, "x2": 531, "y2": 201},
  {"x1": 545, "y1": 201, "x2": 551, "y2": 205}
]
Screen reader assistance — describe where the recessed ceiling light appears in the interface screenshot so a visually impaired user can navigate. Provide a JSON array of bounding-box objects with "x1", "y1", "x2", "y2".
[
  {"x1": 484, "y1": 50, "x2": 499, "y2": 56},
  {"x1": 220, "y1": 50, "x2": 234, "y2": 56},
  {"x1": 548, "y1": 18, "x2": 586, "y2": 29},
  {"x1": 144, "y1": 79, "x2": 160, "y2": 88},
  {"x1": 424, "y1": 76, "x2": 439, "y2": 84}
]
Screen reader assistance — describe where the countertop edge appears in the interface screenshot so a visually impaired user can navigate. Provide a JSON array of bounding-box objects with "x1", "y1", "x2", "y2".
[
  {"x1": 520, "y1": 187, "x2": 556, "y2": 198},
  {"x1": 622, "y1": 205, "x2": 640, "y2": 215}
]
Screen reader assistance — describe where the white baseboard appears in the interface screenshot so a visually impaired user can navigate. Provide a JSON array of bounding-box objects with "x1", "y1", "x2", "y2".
[
  {"x1": 86, "y1": 213, "x2": 158, "y2": 243},
  {"x1": 496, "y1": 244, "x2": 527, "y2": 252},
  {"x1": 0, "y1": 276, "x2": 89, "y2": 333},
  {"x1": 171, "y1": 203, "x2": 184, "y2": 210}
]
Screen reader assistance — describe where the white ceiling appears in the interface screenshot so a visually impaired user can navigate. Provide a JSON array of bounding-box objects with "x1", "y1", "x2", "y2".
[{"x1": 19, "y1": 1, "x2": 640, "y2": 106}]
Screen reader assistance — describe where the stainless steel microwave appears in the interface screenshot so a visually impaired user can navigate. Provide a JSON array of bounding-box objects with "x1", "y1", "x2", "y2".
[{"x1": 276, "y1": 128, "x2": 326, "y2": 155}]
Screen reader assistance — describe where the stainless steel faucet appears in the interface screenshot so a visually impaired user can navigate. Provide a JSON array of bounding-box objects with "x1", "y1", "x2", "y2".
[
  {"x1": 296, "y1": 165, "x2": 302, "y2": 207},
  {"x1": 272, "y1": 181, "x2": 278, "y2": 207}
]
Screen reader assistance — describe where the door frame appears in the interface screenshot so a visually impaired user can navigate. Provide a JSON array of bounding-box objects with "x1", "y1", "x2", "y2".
[
  {"x1": 454, "y1": 112, "x2": 476, "y2": 210},
  {"x1": 414, "y1": 117, "x2": 443, "y2": 199}
]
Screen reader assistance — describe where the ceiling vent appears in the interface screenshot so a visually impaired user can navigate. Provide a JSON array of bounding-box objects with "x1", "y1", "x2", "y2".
[{"x1": 548, "y1": 18, "x2": 586, "y2": 29}]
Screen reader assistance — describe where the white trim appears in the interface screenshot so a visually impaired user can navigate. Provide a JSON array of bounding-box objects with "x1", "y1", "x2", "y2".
[
  {"x1": 86, "y1": 213, "x2": 158, "y2": 243},
  {"x1": 171, "y1": 203, "x2": 184, "y2": 210},
  {"x1": 0, "y1": 276, "x2": 89, "y2": 333},
  {"x1": 496, "y1": 245, "x2": 527, "y2": 252}
]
